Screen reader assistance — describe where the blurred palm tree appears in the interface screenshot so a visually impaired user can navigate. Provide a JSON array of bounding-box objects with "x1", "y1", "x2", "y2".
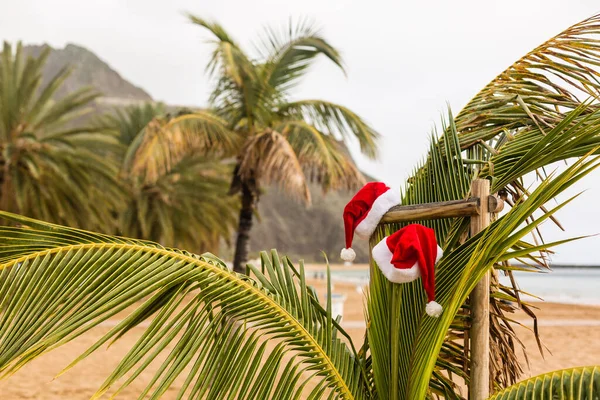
[
  {"x1": 0, "y1": 42, "x2": 124, "y2": 231},
  {"x1": 131, "y1": 17, "x2": 379, "y2": 271},
  {"x1": 97, "y1": 103, "x2": 239, "y2": 252}
]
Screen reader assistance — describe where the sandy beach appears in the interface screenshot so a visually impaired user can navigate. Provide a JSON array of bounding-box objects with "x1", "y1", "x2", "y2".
[
  {"x1": 1, "y1": 266, "x2": 599, "y2": 399},
  {"x1": 304, "y1": 273, "x2": 600, "y2": 377}
]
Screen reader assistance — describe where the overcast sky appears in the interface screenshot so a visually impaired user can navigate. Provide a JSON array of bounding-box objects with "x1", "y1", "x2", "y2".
[{"x1": 1, "y1": 0, "x2": 600, "y2": 264}]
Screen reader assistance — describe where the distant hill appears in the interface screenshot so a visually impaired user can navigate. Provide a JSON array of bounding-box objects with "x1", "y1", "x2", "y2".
[
  {"x1": 249, "y1": 184, "x2": 370, "y2": 263},
  {"x1": 25, "y1": 42, "x2": 370, "y2": 263},
  {"x1": 23, "y1": 43, "x2": 152, "y2": 101}
]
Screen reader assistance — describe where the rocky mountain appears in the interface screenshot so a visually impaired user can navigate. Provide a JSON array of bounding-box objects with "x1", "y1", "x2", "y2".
[
  {"x1": 24, "y1": 43, "x2": 152, "y2": 101},
  {"x1": 26, "y1": 42, "x2": 370, "y2": 263},
  {"x1": 250, "y1": 185, "x2": 370, "y2": 264}
]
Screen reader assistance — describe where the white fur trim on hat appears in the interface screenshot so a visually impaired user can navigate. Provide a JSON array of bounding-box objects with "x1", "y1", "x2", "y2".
[
  {"x1": 372, "y1": 239, "x2": 420, "y2": 283},
  {"x1": 426, "y1": 301, "x2": 443, "y2": 317},
  {"x1": 340, "y1": 247, "x2": 356, "y2": 262},
  {"x1": 372, "y1": 241, "x2": 444, "y2": 284},
  {"x1": 354, "y1": 189, "x2": 401, "y2": 239},
  {"x1": 435, "y1": 247, "x2": 444, "y2": 263}
]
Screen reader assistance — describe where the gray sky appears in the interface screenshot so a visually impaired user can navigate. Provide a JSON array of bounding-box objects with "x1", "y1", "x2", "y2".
[{"x1": 1, "y1": 0, "x2": 600, "y2": 264}]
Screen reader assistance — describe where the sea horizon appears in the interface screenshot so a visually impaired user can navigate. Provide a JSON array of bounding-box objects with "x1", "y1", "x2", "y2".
[{"x1": 306, "y1": 266, "x2": 600, "y2": 306}]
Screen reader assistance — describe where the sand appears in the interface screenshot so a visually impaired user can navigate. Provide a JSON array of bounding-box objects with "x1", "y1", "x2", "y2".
[
  {"x1": 305, "y1": 275, "x2": 600, "y2": 376},
  {"x1": 1, "y1": 268, "x2": 599, "y2": 399}
]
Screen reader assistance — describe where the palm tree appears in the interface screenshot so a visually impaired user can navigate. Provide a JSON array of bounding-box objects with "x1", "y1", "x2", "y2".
[
  {"x1": 97, "y1": 103, "x2": 239, "y2": 252},
  {"x1": 2, "y1": 14, "x2": 600, "y2": 400},
  {"x1": 167, "y1": 16, "x2": 377, "y2": 271},
  {"x1": 0, "y1": 42, "x2": 124, "y2": 231}
]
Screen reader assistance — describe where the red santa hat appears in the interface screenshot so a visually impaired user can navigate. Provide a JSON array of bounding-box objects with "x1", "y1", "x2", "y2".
[
  {"x1": 372, "y1": 224, "x2": 444, "y2": 317},
  {"x1": 340, "y1": 182, "x2": 401, "y2": 262}
]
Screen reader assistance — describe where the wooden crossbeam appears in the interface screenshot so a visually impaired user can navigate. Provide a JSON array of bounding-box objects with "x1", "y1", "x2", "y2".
[{"x1": 380, "y1": 197, "x2": 480, "y2": 224}]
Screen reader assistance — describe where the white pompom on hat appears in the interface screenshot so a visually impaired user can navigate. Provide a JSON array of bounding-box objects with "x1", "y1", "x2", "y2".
[
  {"x1": 372, "y1": 224, "x2": 444, "y2": 317},
  {"x1": 340, "y1": 182, "x2": 401, "y2": 262}
]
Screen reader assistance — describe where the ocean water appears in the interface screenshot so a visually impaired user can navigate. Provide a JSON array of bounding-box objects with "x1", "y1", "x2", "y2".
[
  {"x1": 497, "y1": 268, "x2": 600, "y2": 306},
  {"x1": 324, "y1": 267, "x2": 600, "y2": 306}
]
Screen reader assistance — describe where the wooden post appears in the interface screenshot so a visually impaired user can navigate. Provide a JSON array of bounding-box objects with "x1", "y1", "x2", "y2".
[{"x1": 469, "y1": 179, "x2": 491, "y2": 400}]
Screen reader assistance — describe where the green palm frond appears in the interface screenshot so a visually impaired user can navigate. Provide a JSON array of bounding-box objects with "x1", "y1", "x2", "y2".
[
  {"x1": 6, "y1": 145, "x2": 125, "y2": 232},
  {"x1": 256, "y1": 18, "x2": 345, "y2": 92},
  {"x1": 119, "y1": 157, "x2": 238, "y2": 251},
  {"x1": 123, "y1": 111, "x2": 239, "y2": 185},
  {"x1": 0, "y1": 43, "x2": 97, "y2": 138},
  {"x1": 0, "y1": 41, "x2": 125, "y2": 232},
  {"x1": 278, "y1": 120, "x2": 365, "y2": 191},
  {"x1": 188, "y1": 15, "x2": 267, "y2": 129},
  {"x1": 29, "y1": 86, "x2": 98, "y2": 134},
  {"x1": 368, "y1": 152, "x2": 600, "y2": 400},
  {"x1": 454, "y1": 14, "x2": 600, "y2": 149},
  {"x1": 483, "y1": 103, "x2": 600, "y2": 190},
  {"x1": 403, "y1": 113, "x2": 474, "y2": 245},
  {"x1": 488, "y1": 366, "x2": 600, "y2": 400},
  {"x1": 0, "y1": 212, "x2": 368, "y2": 399},
  {"x1": 97, "y1": 104, "x2": 239, "y2": 252},
  {"x1": 187, "y1": 15, "x2": 250, "y2": 81},
  {"x1": 101, "y1": 102, "x2": 165, "y2": 146},
  {"x1": 278, "y1": 100, "x2": 379, "y2": 159}
]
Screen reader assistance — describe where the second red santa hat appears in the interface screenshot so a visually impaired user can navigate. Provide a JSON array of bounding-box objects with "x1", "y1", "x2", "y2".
[{"x1": 372, "y1": 224, "x2": 444, "y2": 317}]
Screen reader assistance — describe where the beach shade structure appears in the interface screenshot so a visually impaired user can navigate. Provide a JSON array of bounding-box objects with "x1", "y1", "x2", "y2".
[
  {"x1": 372, "y1": 224, "x2": 444, "y2": 317},
  {"x1": 340, "y1": 182, "x2": 401, "y2": 261}
]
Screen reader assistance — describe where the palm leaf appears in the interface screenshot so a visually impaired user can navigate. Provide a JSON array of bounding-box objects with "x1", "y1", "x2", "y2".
[
  {"x1": 256, "y1": 18, "x2": 345, "y2": 93},
  {"x1": 187, "y1": 15, "x2": 251, "y2": 84},
  {"x1": 488, "y1": 366, "x2": 600, "y2": 399},
  {"x1": 278, "y1": 100, "x2": 379, "y2": 159},
  {"x1": 98, "y1": 102, "x2": 165, "y2": 146},
  {"x1": 368, "y1": 152, "x2": 600, "y2": 399},
  {"x1": 454, "y1": 14, "x2": 600, "y2": 149},
  {"x1": 188, "y1": 15, "x2": 267, "y2": 129},
  {"x1": 483, "y1": 103, "x2": 600, "y2": 190},
  {"x1": 0, "y1": 42, "x2": 124, "y2": 232},
  {"x1": 119, "y1": 156, "x2": 238, "y2": 251},
  {"x1": 238, "y1": 129, "x2": 310, "y2": 202},
  {"x1": 96, "y1": 104, "x2": 239, "y2": 252},
  {"x1": 124, "y1": 111, "x2": 239, "y2": 185},
  {"x1": 31, "y1": 86, "x2": 99, "y2": 133},
  {"x1": 0, "y1": 212, "x2": 368, "y2": 399},
  {"x1": 6, "y1": 145, "x2": 125, "y2": 232},
  {"x1": 278, "y1": 120, "x2": 365, "y2": 191}
]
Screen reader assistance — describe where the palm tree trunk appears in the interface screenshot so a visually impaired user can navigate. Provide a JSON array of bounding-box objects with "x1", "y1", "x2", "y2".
[{"x1": 232, "y1": 182, "x2": 256, "y2": 273}]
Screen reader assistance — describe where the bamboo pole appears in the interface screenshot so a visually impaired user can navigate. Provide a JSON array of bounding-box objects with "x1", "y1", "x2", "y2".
[{"x1": 469, "y1": 179, "x2": 491, "y2": 400}]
